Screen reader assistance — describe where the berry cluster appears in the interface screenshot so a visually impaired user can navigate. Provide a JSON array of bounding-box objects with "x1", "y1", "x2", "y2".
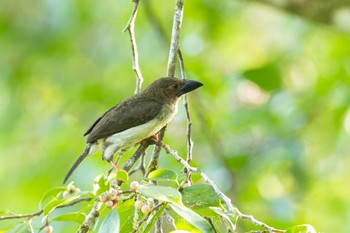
[
  {"x1": 134, "y1": 198, "x2": 153, "y2": 215},
  {"x1": 62, "y1": 183, "x2": 81, "y2": 198},
  {"x1": 100, "y1": 188, "x2": 120, "y2": 209}
]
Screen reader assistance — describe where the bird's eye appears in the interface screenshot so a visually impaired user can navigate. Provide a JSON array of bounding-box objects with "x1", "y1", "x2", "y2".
[{"x1": 173, "y1": 84, "x2": 179, "y2": 89}]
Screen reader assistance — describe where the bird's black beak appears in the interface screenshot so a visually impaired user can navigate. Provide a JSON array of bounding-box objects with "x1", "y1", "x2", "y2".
[{"x1": 177, "y1": 79, "x2": 203, "y2": 96}]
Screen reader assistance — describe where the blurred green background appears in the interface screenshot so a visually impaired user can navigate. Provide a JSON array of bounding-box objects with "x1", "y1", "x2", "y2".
[{"x1": 1, "y1": 0, "x2": 350, "y2": 232}]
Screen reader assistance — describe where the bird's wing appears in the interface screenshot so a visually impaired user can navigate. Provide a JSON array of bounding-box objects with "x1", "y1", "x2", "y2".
[{"x1": 85, "y1": 98, "x2": 163, "y2": 143}]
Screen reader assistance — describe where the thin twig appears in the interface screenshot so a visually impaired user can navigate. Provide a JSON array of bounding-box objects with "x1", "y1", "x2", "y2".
[
  {"x1": 0, "y1": 210, "x2": 43, "y2": 221},
  {"x1": 164, "y1": 211, "x2": 176, "y2": 230},
  {"x1": 167, "y1": 0, "x2": 185, "y2": 77},
  {"x1": 57, "y1": 197, "x2": 92, "y2": 209},
  {"x1": 77, "y1": 198, "x2": 103, "y2": 233},
  {"x1": 178, "y1": 48, "x2": 193, "y2": 186},
  {"x1": 129, "y1": 152, "x2": 147, "y2": 176},
  {"x1": 155, "y1": 217, "x2": 163, "y2": 233},
  {"x1": 124, "y1": 0, "x2": 143, "y2": 94},
  {"x1": 123, "y1": 141, "x2": 150, "y2": 172},
  {"x1": 0, "y1": 197, "x2": 92, "y2": 221},
  {"x1": 204, "y1": 216, "x2": 218, "y2": 233},
  {"x1": 146, "y1": 126, "x2": 167, "y2": 176},
  {"x1": 133, "y1": 194, "x2": 140, "y2": 229}
]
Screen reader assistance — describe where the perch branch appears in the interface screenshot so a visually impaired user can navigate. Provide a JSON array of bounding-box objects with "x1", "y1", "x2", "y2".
[
  {"x1": 147, "y1": 0, "x2": 185, "y2": 180},
  {"x1": 77, "y1": 198, "x2": 103, "y2": 233},
  {"x1": 124, "y1": 0, "x2": 143, "y2": 94},
  {"x1": 146, "y1": 126, "x2": 167, "y2": 176}
]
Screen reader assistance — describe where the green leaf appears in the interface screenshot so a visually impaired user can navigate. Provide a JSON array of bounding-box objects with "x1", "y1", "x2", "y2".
[
  {"x1": 181, "y1": 184, "x2": 220, "y2": 209},
  {"x1": 117, "y1": 199, "x2": 134, "y2": 233},
  {"x1": 43, "y1": 194, "x2": 80, "y2": 216},
  {"x1": 39, "y1": 186, "x2": 66, "y2": 209},
  {"x1": 142, "y1": 204, "x2": 167, "y2": 233},
  {"x1": 138, "y1": 185, "x2": 182, "y2": 205},
  {"x1": 52, "y1": 212, "x2": 86, "y2": 224},
  {"x1": 209, "y1": 207, "x2": 237, "y2": 231},
  {"x1": 285, "y1": 224, "x2": 317, "y2": 233},
  {"x1": 146, "y1": 169, "x2": 179, "y2": 188},
  {"x1": 170, "y1": 203, "x2": 214, "y2": 233},
  {"x1": 98, "y1": 209, "x2": 120, "y2": 233},
  {"x1": 148, "y1": 169, "x2": 177, "y2": 180},
  {"x1": 116, "y1": 170, "x2": 129, "y2": 182},
  {"x1": 94, "y1": 174, "x2": 110, "y2": 196}
]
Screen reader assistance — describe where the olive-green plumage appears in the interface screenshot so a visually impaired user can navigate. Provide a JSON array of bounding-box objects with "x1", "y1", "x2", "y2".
[{"x1": 63, "y1": 77, "x2": 203, "y2": 183}]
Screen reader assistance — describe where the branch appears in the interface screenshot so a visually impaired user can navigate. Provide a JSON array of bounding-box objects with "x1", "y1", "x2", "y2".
[
  {"x1": 77, "y1": 198, "x2": 103, "y2": 233},
  {"x1": 146, "y1": 126, "x2": 167, "y2": 176},
  {"x1": 123, "y1": 141, "x2": 150, "y2": 172},
  {"x1": 0, "y1": 210, "x2": 43, "y2": 221},
  {"x1": 178, "y1": 49, "x2": 193, "y2": 184},
  {"x1": 166, "y1": 0, "x2": 185, "y2": 77},
  {"x1": 0, "y1": 197, "x2": 91, "y2": 221},
  {"x1": 124, "y1": 0, "x2": 143, "y2": 94}
]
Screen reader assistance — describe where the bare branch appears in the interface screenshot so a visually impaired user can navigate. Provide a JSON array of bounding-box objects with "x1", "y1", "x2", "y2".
[
  {"x1": 124, "y1": 0, "x2": 143, "y2": 94},
  {"x1": 0, "y1": 197, "x2": 91, "y2": 221},
  {"x1": 0, "y1": 210, "x2": 43, "y2": 221},
  {"x1": 129, "y1": 152, "x2": 147, "y2": 176},
  {"x1": 146, "y1": 126, "x2": 167, "y2": 176},
  {"x1": 166, "y1": 0, "x2": 185, "y2": 77},
  {"x1": 123, "y1": 141, "x2": 150, "y2": 172},
  {"x1": 178, "y1": 49, "x2": 193, "y2": 184},
  {"x1": 77, "y1": 198, "x2": 103, "y2": 233}
]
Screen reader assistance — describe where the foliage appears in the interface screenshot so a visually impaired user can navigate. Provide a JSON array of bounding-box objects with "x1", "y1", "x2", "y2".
[{"x1": 1, "y1": 0, "x2": 350, "y2": 232}]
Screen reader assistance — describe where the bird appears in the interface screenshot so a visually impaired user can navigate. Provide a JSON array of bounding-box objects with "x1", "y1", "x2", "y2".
[{"x1": 63, "y1": 77, "x2": 203, "y2": 183}]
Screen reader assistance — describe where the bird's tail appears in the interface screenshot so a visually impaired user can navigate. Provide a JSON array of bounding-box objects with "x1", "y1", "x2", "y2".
[{"x1": 63, "y1": 144, "x2": 92, "y2": 184}]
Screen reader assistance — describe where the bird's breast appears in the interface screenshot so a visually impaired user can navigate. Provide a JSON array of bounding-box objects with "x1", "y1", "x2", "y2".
[{"x1": 98, "y1": 105, "x2": 177, "y2": 161}]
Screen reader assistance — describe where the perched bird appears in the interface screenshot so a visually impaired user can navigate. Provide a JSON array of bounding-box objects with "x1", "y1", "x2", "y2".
[{"x1": 63, "y1": 77, "x2": 203, "y2": 183}]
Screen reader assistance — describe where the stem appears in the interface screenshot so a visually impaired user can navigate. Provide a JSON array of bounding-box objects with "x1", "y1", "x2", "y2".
[
  {"x1": 77, "y1": 198, "x2": 103, "y2": 233},
  {"x1": 166, "y1": 0, "x2": 185, "y2": 77},
  {"x1": 124, "y1": 0, "x2": 143, "y2": 94}
]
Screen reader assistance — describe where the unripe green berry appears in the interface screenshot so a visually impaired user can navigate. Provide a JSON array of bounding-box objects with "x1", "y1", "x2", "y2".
[{"x1": 130, "y1": 181, "x2": 140, "y2": 191}]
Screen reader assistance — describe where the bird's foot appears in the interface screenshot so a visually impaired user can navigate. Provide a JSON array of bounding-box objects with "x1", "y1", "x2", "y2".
[
  {"x1": 109, "y1": 160, "x2": 119, "y2": 170},
  {"x1": 141, "y1": 135, "x2": 159, "y2": 145}
]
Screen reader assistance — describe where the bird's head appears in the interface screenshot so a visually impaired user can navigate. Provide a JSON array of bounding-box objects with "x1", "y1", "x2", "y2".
[{"x1": 143, "y1": 77, "x2": 203, "y2": 103}]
